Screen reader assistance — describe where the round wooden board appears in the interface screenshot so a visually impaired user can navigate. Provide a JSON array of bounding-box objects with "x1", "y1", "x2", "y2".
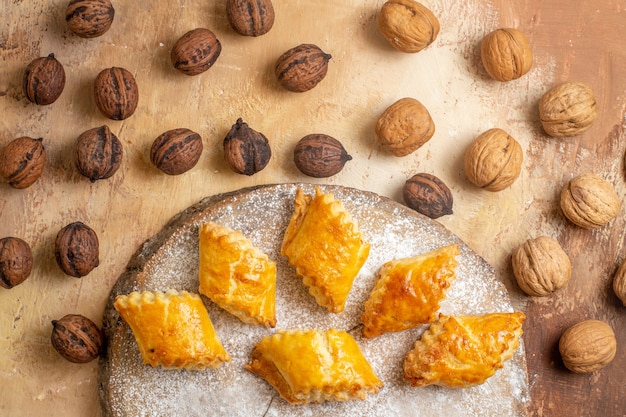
[{"x1": 99, "y1": 183, "x2": 529, "y2": 417}]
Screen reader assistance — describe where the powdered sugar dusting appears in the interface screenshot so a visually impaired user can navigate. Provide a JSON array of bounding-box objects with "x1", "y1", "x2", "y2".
[{"x1": 101, "y1": 184, "x2": 529, "y2": 417}]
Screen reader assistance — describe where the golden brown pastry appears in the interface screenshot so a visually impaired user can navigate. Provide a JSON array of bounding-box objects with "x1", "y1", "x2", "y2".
[
  {"x1": 281, "y1": 188, "x2": 370, "y2": 313},
  {"x1": 245, "y1": 329, "x2": 382, "y2": 405},
  {"x1": 403, "y1": 312, "x2": 525, "y2": 388},
  {"x1": 361, "y1": 244, "x2": 460, "y2": 338},
  {"x1": 113, "y1": 290, "x2": 230, "y2": 370},
  {"x1": 199, "y1": 222, "x2": 277, "y2": 327}
]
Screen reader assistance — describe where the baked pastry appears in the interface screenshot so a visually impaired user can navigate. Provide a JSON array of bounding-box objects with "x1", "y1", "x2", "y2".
[
  {"x1": 199, "y1": 222, "x2": 277, "y2": 327},
  {"x1": 361, "y1": 244, "x2": 460, "y2": 338},
  {"x1": 281, "y1": 188, "x2": 370, "y2": 313},
  {"x1": 245, "y1": 329, "x2": 383, "y2": 405},
  {"x1": 403, "y1": 312, "x2": 525, "y2": 388},
  {"x1": 113, "y1": 290, "x2": 230, "y2": 370}
]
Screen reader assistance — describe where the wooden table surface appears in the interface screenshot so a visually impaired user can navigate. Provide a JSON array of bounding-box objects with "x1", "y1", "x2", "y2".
[{"x1": 1, "y1": 1, "x2": 625, "y2": 416}]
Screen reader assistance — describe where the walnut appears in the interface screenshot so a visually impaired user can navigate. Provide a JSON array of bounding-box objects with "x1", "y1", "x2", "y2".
[
  {"x1": 560, "y1": 173, "x2": 620, "y2": 229},
  {"x1": 54, "y1": 222, "x2": 99, "y2": 278},
  {"x1": 511, "y1": 236, "x2": 572, "y2": 296},
  {"x1": 613, "y1": 261, "x2": 626, "y2": 306},
  {"x1": 171, "y1": 28, "x2": 222, "y2": 76},
  {"x1": 464, "y1": 128, "x2": 523, "y2": 191},
  {"x1": 275, "y1": 44, "x2": 331, "y2": 92},
  {"x1": 539, "y1": 81, "x2": 597, "y2": 137},
  {"x1": 403, "y1": 173, "x2": 453, "y2": 219},
  {"x1": 559, "y1": 320, "x2": 616, "y2": 373},
  {"x1": 480, "y1": 28, "x2": 532, "y2": 82},
  {"x1": 375, "y1": 97, "x2": 435, "y2": 156},
  {"x1": 94, "y1": 67, "x2": 139, "y2": 120},
  {"x1": 151, "y1": 128, "x2": 203, "y2": 175},
  {"x1": 51, "y1": 314, "x2": 103, "y2": 363},
  {"x1": 293, "y1": 134, "x2": 352, "y2": 178},
  {"x1": 378, "y1": 0, "x2": 439, "y2": 53},
  {"x1": 0, "y1": 136, "x2": 46, "y2": 189},
  {"x1": 227, "y1": 0, "x2": 275, "y2": 37},
  {"x1": 65, "y1": 0, "x2": 115, "y2": 38},
  {"x1": 74, "y1": 125, "x2": 123, "y2": 182},
  {"x1": 23, "y1": 53, "x2": 66, "y2": 105},
  {"x1": 223, "y1": 118, "x2": 271, "y2": 176},
  {"x1": 0, "y1": 237, "x2": 33, "y2": 289}
]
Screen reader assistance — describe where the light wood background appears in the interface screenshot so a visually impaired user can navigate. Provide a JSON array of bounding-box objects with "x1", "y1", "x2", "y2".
[{"x1": 1, "y1": 1, "x2": 625, "y2": 416}]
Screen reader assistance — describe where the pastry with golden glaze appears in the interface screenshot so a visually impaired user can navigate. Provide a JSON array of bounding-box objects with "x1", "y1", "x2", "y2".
[
  {"x1": 362, "y1": 244, "x2": 460, "y2": 338},
  {"x1": 281, "y1": 188, "x2": 370, "y2": 313},
  {"x1": 245, "y1": 328, "x2": 382, "y2": 405},
  {"x1": 403, "y1": 312, "x2": 525, "y2": 388},
  {"x1": 113, "y1": 290, "x2": 230, "y2": 370},
  {"x1": 199, "y1": 222, "x2": 277, "y2": 327}
]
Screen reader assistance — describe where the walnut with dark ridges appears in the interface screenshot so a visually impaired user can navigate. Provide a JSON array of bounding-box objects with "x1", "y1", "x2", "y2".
[
  {"x1": 293, "y1": 134, "x2": 351, "y2": 178},
  {"x1": 403, "y1": 173, "x2": 453, "y2": 219},
  {"x1": 94, "y1": 67, "x2": 139, "y2": 120},
  {"x1": 23, "y1": 53, "x2": 66, "y2": 105},
  {"x1": 54, "y1": 222, "x2": 100, "y2": 278},
  {"x1": 0, "y1": 136, "x2": 46, "y2": 189},
  {"x1": 275, "y1": 44, "x2": 331, "y2": 92},
  {"x1": 51, "y1": 314, "x2": 103, "y2": 363},
  {"x1": 171, "y1": 28, "x2": 222, "y2": 76},
  {"x1": 150, "y1": 128, "x2": 203, "y2": 175},
  {"x1": 0, "y1": 237, "x2": 33, "y2": 289},
  {"x1": 75, "y1": 125, "x2": 123, "y2": 182},
  {"x1": 227, "y1": 0, "x2": 275, "y2": 37},
  {"x1": 223, "y1": 118, "x2": 271, "y2": 176},
  {"x1": 65, "y1": 0, "x2": 115, "y2": 38}
]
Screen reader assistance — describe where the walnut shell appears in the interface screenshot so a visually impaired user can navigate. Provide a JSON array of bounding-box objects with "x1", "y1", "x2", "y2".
[
  {"x1": 0, "y1": 136, "x2": 46, "y2": 189},
  {"x1": 75, "y1": 125, "x2": 123, "y2": 182},
  {"x1": 150, "y1": 128, "x2": 203, "y2": 175},
  {"x1": 0, "y1": 237, "x2": 33, "y2": 289},
  {"x1": 275, "y1": 44, "x2": 331, "y2": 92},
  {"x1": 293, "y1": 134, "x2": 352, "y2": 178},
  {"x1": 403, "y1": 173, "x2": 453, "y2": 219},
  {"x1": 464, "y1": 128, "x2": 523, "y2": 192},
  {"x1": 560, "y1": 173, "x2": 620, "y2": 229},
  {"x1": 539, "y1": 81, "x2": 597, "y2": 137},
  {"x1": 171, "y1": 28, "x2": 222, "y2": 76},
  {"x1": 559, "y1": 320, "x2": 616, "y2": 373},
  {"x1": 51, "y1": 314, "x2": 103, "y2": 363},
  {"x1": 613, "y1": 261, "x2": 626, "y2": 306},
  {"x1": 23, "y1": 53, "x2": 66, "y2": 105},
  {"x1": 94, "y1": 67, "x2": 139, "y2": 120},
  {"x1": 511, "y1": 236, "x2": 572, "y2": 296},
  {"x1": 65, "y1": 0, "x2": 115, "y2": 38},
  {"x1": 54, "y1": 222, "x2": 99, "y2": 278},
  {"x1": 378, "y1": 0, "x2": 439, "y2": 53},
  {"x1": 480, "y1": 28, "x2": 532, "y2": 82},
  {"x1": 223, "y1": 118, "x2": 271, "y2": 176},
  {"x1": 227, "y1": 0, "x2": 275, "y2": 37},
  {"x1": 375, "y1": 97, "x2": 435, "y2": 156}
]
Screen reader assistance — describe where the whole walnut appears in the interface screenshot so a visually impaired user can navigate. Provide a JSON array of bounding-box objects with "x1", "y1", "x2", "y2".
[
  {"x1": 464, "y1": 128, "x2": 523, "y2": 192},
  {"x1": 0, "y1": 237, "x2": 33, "y2": 289},
  {"x1": 151, "y1": 128, "x2": 203, "y2": 175},
  {"x1": 55, "y1": 222, "x2": 99, "y2": 278},
  {"x1": 511, "y1": 236, "x2": 572, "y2": 296},
  {"x1": 171, "y1": 28, "x2": 222, "y2": 76},
  {"x1": 74, "y1": 125, "x2": 123, "y2": 182},
  {"x1": 480, "y1": 28, "x2": 532, "y2": 82},
  {"x1": 403, "y1": 173, "x2": 453, "y2": 219},
  {"x1": 23, "y1": 53, "x2": 66, "y2": 105},
  {"x1": 559, "y1": 320, "x2": 616, "y2": 373},
  {"x1": 94, "y1": 67, "x2": 139, "y2": 120},
  {"x1": 275, "y1": 44, "x2": 331, "y2": 92},
  {"x1": 65, "y1": 0, "x2": 115, "y2": 38},
  {"x1": 378, "y1": 0, "x2": 439, "y2": 53},
  {"x1": 293, "y1": 134, "x2": 352, "y2": 178},
  {"x1": 51, "y1": 314, "x2": 103, "y2": 363},
  {"x1": 375, "y1": 97, "x2": 435, "y2": 156},
  {"x1": 613, "y1": 261, "x2": 626, "y2": 306},
  {"x1": 560, "y1": 173, "x2": 620, "y2": 229},
  {"x1": 539, "y1": 81, "x2": 597, "y2": 137},
  {"x1": 224, "y1": 118, "x2": 271, "y2": 176},
  {"x1": 227, "y1": 0, "x2": 275, "y2": 37},
  {"x1": 0, "y1": 137, "x2": 46, "y2": 189}
]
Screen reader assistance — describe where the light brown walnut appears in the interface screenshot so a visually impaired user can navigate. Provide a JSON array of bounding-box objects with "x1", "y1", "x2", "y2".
[
  {"x1": 480, "y1": 28, "x2": 532, "y2": 82},
  {"x1": 539, "y1": 81, "x2": 597, "y2": 137},
  {"x1": 378, "y1": 0, "x2": 439, "y2": 53},
  {"x1": 612, "y1": 261, "x2": 626, "y2": 306},
  {"x1": 559, "y1": 320, "x2": 616, "y2": 373},
  {"x1": 560, "y1": 173, "x2": 620, "y2": 229},
  {"x1": 375, "y1": 97, "x2": 435, "y2": 156},
  {"x1": 511, "y1": 236, "x2": 571, "y2": 296}
]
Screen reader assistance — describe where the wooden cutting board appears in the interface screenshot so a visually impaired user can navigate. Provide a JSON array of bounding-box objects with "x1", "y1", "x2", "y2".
[
  {"x1": 1, "y1": 1, "x2": 625, "y2": 416},
  {"x1": 99, "y1": 183, "x2": 529, "y2": 417}
]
